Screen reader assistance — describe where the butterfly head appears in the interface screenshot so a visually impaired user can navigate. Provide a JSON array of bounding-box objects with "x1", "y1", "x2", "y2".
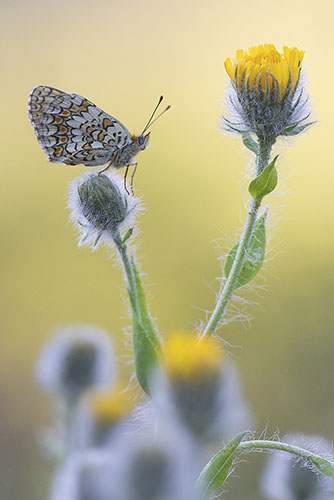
[{"x1": 136, "y1": 132, "x2": 150, "y2": 151}]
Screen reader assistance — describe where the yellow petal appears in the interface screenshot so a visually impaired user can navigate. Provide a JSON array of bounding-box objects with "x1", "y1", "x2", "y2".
[
  {"x1": 224, "y1": 58, "x2": 236, "y2": 80},
  {"x1": 225, "y1": 44, "x2": 304, "y2": 97}
]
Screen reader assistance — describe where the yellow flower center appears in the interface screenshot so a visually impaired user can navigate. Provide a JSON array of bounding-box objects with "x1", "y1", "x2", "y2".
[
  {"x1": 224, "y1": 44, "x2": 304, "y2": 97},
  {"x1": 88, "y1": 382, "x2": 134, "y2": 423},
  {"x1": 162, "y1": 331, "x2": 224, "y2": 382}
]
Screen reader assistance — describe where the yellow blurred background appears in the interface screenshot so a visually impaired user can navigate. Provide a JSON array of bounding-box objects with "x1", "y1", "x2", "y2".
[{"x1": 1, "y1": 0, "x2": 334, "y2": 498}]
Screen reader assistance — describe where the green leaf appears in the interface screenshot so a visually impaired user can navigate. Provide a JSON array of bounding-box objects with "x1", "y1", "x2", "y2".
[
  {"x1": 224, "y1": 212, "x2": 267, "y2": 289},
  {"x1": 122, "y1": 227, "x2": 134, "y2": 244},
  {"x1": 241, "y1": 133, "x2": 258, "y2": 155},
  {"x1": 130, "y1": 261, "x2": 162, "y2": 395},
  {"x1": 196, "y1": 432, "x2": 247, "y2": 500},
  {"x1": 248, "y1": 156, "x2": 278, "y2": 202},
  {"x1": 310, "y1": 456, "x2": 334, "y2": 478}
]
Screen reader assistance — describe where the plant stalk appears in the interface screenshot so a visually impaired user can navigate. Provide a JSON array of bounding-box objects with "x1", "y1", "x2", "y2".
[
  {"x1": 112, "y1": 230, "x2": 140, "y2": 317},
  {"x1": 238, "y1": 439, "x2": 334, "y2": 477},
  {"x1": 202, "y1": 137, "x2": 273, "y2": 337},
  {"x1": 239, "y1": 439, "x2": 318, "y2": 458}
]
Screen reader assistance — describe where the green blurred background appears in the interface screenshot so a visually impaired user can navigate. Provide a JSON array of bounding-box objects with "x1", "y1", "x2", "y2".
[{"x1": 1, "y1": 0, "x2": 334, "y2": 498}]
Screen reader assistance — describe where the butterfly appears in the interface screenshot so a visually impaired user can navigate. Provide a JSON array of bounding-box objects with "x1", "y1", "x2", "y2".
[{"x1": 28, "y1": 86, "x2": 170, "y2": 193}]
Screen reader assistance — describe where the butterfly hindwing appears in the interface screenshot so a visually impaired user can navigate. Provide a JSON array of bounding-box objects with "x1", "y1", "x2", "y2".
[{"x1": 28, "y1": 86, "x2": 132, "y2": 166}]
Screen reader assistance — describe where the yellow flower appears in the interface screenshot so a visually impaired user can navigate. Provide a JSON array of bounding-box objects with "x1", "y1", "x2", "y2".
[
  {"x1": 162, "y1": 331, "x2": 224, "y2": 382},
  {"x1": 89, "y1": 382, "x2": 134, "y2": 424},
  {"x1": 225, "y1": 44, "x2": 304, "y2": 98}
]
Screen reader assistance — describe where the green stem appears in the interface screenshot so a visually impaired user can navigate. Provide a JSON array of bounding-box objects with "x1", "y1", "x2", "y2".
[
  {"x1": 239, "y1": 439, "x2": 317, "y2": 459},
  {"x1": 202, "y1": 137, "x2": 273, "y2": 337},
  {"x1": 112, "y1": 230, "x2": 162, "y2": 395},
  {"x1": 238, "y1": 439, "x2": 334, "y2": 478},
  {"x1": 112, "y1": 230, "x2": 140, "y2": 317}
]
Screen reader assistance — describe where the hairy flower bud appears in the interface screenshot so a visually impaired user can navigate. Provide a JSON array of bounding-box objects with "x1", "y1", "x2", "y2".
[
  {"x1": 36, "y1": 324, "x2": 114, "y2": 400},
  {"x1": 78, "y1": 175, "x2": 127, "y2": 233},
  {"x1": 223, "y1": 44, "x2": 314, "y2": 141},
  {"x1": 68, "y1": 172, "x2": 140, "y2": 249}
]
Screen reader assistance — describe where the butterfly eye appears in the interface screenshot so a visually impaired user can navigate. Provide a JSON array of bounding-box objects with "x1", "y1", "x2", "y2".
[{"x1": 138, "y1": 135, "x2": 144, "y2": 146}]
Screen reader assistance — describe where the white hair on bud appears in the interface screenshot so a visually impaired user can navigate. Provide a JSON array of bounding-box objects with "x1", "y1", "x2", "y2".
[{"x1": 67, "y1": 171, "x2": 142, "y2": 251}]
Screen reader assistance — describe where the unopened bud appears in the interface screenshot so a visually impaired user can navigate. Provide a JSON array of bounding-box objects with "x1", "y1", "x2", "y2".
[
  {"x1": 78, "y1": 174, "x2": 128, "y2": 233},
  {"x1": 68, "y1": 172, "x2": 140, "y2": 249}
]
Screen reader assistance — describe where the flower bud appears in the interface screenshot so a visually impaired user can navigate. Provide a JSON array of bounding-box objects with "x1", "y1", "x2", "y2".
[
  {"x1": 223, "y1": 44, "x2": 314, "y2": 140},
  {"x1": 68, "y1": 172, "x2": 140, "y2": 249},
  {"x1": 36, "y1": 324, "x2": 114, "y2": 400},
  {"x1": 155, "y1": 331, "x2": 250, "y2": 440},
  {"x1": 78, "y1": 174, "x2": 127, "y2": 233}
]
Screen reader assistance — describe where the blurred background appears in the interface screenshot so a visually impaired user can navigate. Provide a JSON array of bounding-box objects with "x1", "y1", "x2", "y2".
[{"x1": 1, "y1": 0, "x2": 334, "y2": 498}]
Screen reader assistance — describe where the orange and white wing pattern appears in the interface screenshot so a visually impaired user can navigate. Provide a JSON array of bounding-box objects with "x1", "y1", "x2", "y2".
[{"x1": 28, "y1": 86, "x2": 132, "y2": 166}]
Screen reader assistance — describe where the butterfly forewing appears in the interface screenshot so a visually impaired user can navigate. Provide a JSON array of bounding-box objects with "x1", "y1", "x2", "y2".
[{"x1": 28, "y1": 86, "x2": 132, "y2": 166}]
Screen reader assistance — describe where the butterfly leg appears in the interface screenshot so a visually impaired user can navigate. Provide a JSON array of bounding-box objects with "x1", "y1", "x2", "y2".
[
  {"x1": 98, "y1": 149, "x2": 121, "y2": 175},
  {"x1": 130, "y1": 163, "x2": 138, "y2": 195},
  {"x1": 123, "y1": 165, "x2": 130, "y2": 195}
]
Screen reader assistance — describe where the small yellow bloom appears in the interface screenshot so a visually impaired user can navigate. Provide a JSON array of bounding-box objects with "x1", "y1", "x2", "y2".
[
  {"x1": 225, "y1": 44, "x2": 304, "y2": 98},
  {"x1": 89, "y1": 382, "x2": 134, "y2": 423},
  {"x1": 162, "y1": 331, "x2": 224, "y2": 382}
]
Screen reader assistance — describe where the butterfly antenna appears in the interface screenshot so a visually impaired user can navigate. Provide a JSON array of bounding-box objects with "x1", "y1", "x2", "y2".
[
  {"x1": 141, "y1": 96, "x2": 171, "y2": 134},
  {"x1": 143, "y1": 105, "x2": 171, "y2": 132}
]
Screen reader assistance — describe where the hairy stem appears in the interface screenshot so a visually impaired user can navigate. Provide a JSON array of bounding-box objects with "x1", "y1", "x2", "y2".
[
  {"x1": 202, "y1": 137, "x2": 273, "y2": 337},
  {"x1": 238, "y1": 439, "x2": 334, "y2": 477},
  {"x1": 112, "y1": 230, "x2": 140, "y2": 317},
  {"x1": 239, "y1": 439, "x2": 317, "y2": 458},
  {"x1": 112, "y1": 230, "x2": 161, "y2": 394}
]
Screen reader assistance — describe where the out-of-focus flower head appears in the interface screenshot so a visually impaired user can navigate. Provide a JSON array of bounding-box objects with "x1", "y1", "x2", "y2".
[
  {"x1": 78, "y1": 382, "x2": 135, "y2": 447},
  {"x1": 163, "y1": 330, "x2": 223, "y2": 382},
  {"x1": 89, "y1": 382, "x2": 134, "y2": 425},
  {"x1": 109, "y1": 415, "x2": 198, "y2": 500},
  {"x1": 50, "y1": 449, "x2": 117, "y2": 500},
  {"x1": 155, "y1": 331, "x2": 250, "y2": 440},
  {"x1": 68, "y1": 171, "x2": 141, "y2": 250},
  {"x1": 261, "y1": 433, "x2": 334, "y2": 500},
  {"x1": 223, "y1": 44, "x2": 314, "y2": 140},
  {"x1": 36, "y1": 324, "x2": 114, "y2": 400}
]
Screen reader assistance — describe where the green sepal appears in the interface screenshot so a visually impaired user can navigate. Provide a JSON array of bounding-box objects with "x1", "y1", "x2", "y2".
[
  {"x1": 196, "y1": 431, "x2": 247, "y2": 500},
  {"x1": 241, "y1": 133, "x2": 258, "y2": 155},
  {"x1": 129, "y1": 261, "x2": 162, "y2": 395},
  {"x1": 282, "y1": 120, "x2": 317, "y2": 136},
  {"x1": 310, "y1": 456, "x2": 334, "y2": 478},
  {"x1": 221, "y1": 115, "x2": 247, "y2": 134},
  {"x1": 93, "y1": 232, "x2": 103, "y2": 247},
  {"x1": 122, "y1": 227, "x2": 134, "y2": 245},
  {"x1": 248, "y1": 156, "x2": 278, "y2": 202},
  {"x1": 224, "y1": 212, "x2": 267, "y2": 289}
]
